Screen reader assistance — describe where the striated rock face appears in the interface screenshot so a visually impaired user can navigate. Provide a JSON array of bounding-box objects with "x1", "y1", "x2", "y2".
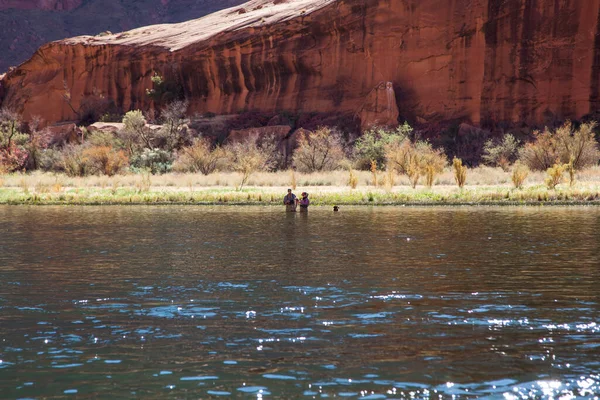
[{"x1": 3, "y1": 0, "x2": 600, "y2": 130}]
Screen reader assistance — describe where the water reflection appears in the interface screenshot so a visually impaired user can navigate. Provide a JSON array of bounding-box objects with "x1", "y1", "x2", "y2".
[{"x1": 0, "y1": 206, "x2": 599, "y2": 398}]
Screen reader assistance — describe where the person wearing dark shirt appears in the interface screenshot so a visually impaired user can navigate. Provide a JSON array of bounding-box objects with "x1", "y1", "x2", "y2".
[{"x1": 283, "y1": 189, "x2": 298, "y2": 212}]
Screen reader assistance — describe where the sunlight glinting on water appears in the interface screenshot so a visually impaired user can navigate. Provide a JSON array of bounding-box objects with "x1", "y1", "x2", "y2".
[{"x1": 1, "y1": 206, "x2": 599, "y2": 398}]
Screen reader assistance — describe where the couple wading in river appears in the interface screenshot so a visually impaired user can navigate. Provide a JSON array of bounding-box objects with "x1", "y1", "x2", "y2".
[{"x1": 284, "y1": 189, "x2": 309, "y2": 212}]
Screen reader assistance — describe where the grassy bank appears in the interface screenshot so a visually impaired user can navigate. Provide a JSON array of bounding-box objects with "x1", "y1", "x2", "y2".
[{"x1": 1, "y1": 168, "x2": 600, "y2": 206}]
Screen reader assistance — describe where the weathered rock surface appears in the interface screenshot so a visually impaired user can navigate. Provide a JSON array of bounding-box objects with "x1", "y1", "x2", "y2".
[
  {"x1": 3, "y1": 0, "x2": 600, "y2": 130},
  {"x1": 45, "y1": 122, "x2": 80, "y2": 143},
  {"x1": 357, "y1": 82, "x2": 400, "y2": 130}
]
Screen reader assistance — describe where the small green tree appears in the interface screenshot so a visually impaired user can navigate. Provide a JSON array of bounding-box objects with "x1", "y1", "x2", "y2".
[
  {"x1": 121, "y1": 110, "x2": 153, "y2": 153},
  {"x1": 482, "y1": 134, "x2": 519, "y2": 171},
  {"x1": 354, "y1": 123, "x2": 412, "y2": 169},
  {"x1": 130, "y1": 148, "x2": 173, "y2": 175}
]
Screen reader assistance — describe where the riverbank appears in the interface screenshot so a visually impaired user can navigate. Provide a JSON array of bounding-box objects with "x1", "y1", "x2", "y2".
[
  {"x1": 1, "y1": 169, "x2": 599, "y2": 206},
  {"x1": 2, "y1": 184, "x2": 600, "y2": 206}
]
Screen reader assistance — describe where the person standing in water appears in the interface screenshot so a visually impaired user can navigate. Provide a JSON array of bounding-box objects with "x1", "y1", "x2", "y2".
[
  {"x1": 299, "y1": 192, "x2": 310, "y2": 212},
  {"x1": 283, "y1": 189, "x2": 298, "y2": 212}
]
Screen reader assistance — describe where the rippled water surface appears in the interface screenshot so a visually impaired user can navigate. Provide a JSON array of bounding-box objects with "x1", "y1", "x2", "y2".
[{"x1": 1, "y1": 206, "x2": 599, "y2": 399}]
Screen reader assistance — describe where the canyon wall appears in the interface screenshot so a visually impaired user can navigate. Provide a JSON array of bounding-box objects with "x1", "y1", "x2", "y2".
[{"x1": 2, "y1": 0, "x2": 600, "y2": 129}]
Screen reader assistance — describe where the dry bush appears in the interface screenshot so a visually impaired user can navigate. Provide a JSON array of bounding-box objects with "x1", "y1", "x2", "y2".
[
  {"x1": 293, "y1": 127, "x2": 346, "y2": 172},
  {"x1": 370, "y1": 160, "x2": 378, "y2": 187},
  {"x1": 385, "y1": 140, "x2": 446, "y2": 188},
  {"x1": 224, "y1": 135, "x2": 276, "y2": 190},
  {"x1": 453, "y1": 157, "x2": 468, "y2": 188},
  {"x1": 545, "y1": 163, "x2": 566, "y2": 190},
  {"x1": 61, "y1": 145, "x2": 91, "y2": 177},
  {"x1": 348, "y1": 169, "x2": 358, "y2": 189},
  {"x1": 173, "y1": 138, "x2": 225, "y2": 174},
  {"x1": 511, "y1": 163, "x2": 529, "y2": 189},
  {"x1": 519, "y1": 121, "x2": 600, "y2": 171},
  {"x1": 82, "y1": 146, "x2": 129, "y2": 176},
  {"x1": 158, "y1": 100, "x2": 191, "y2": 150},
  {"x1": 422, "y1": 149, "x2": 447, "y2": 187}
]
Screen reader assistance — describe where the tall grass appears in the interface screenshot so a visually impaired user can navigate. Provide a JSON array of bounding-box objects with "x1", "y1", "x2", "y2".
[
  {"x1": 2, "y1": 185, "x2": 599, "y2": 206},
  {"x1": 1, "y1": 167, "x2": 600, "y2": 192}
]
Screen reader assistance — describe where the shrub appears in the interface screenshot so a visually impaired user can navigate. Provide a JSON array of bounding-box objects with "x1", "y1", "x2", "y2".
[
  {"x1": 453, "y1": 157, "x2": 467, "y2": 188},
  {"x1": 61, "y1": 145, "x2": 91, "y2": 176},
  {"x1": 83, "y1": 146, "x2": 129, "y2": 176},
  {"x1": 88, "y1": 130, "x2": 123, "y2": 148},
  {"x1": 38, "y1": 148, "x2": 63, "y2": 172},
  {"x1": 0, "y1": 145, "x2": 28, "y2": 173},
  {"x1": 131, "y1": 148, "x2": 173, "y2": 175},
  {"x1": 421, "y1": 148, "x2": 447, "y2": 187},
  {"x1": 511, "y1": 163, "x2": 529, "y2": 189},
  {"x1": 557, "y1": 122, "x2": 600, "y2": 169},
  {"x1": 482, "y1": 134, "x2": 519, "y2": 171},
  {"x1": 519, "y1": 121, "x2": 600, "y2": 171},
  {"x1": 293, "y1": 127, "x2": 346, "y2": 172},
  {"x1": 121, "y1": 110, "x2": 153, "y2": 152},
  {"x1": 224, "y1": 135, "x2": 276, "y2": 190},
  {"x1": 545, "y1": 163, "x2": 566, "y2": 190},
  {"x1": 173, "y1": 139, "x2": 225, "y2": 175},
  {"x1": 354, "y1": 123, "x2": 412, "y2": 169},
  {"x1": 348, "y1": 169, "x2": 358, "y2": 189},
  {"x1": 370, "y1": 160, "x2": 378, "y2": 187},
  {"x1": 385, "y1": 140, "x2": 446, "y2": 187},
  {"x1": 0, "y1": 109, "x2": 29, "y2": 172},
  {"x1": 24, "y1": 129, "x2": 53, "y2": 170},
  {"x1": 158, "y1": 100, "x2": 190, "y2": 150}
]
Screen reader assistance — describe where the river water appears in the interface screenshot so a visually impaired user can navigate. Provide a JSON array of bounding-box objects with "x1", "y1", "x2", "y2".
[{"x1": 0, "y1": 206, "x2": 599, "y2": 399}]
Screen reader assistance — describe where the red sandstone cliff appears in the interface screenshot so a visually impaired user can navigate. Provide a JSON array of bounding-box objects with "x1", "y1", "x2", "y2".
[{"x1": 2, "y1": 0, "x2": 600, "y2": 129}]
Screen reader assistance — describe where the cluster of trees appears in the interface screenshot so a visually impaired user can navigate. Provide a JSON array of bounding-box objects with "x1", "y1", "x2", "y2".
[{"x1": 2, "y1": 103, "x2": 599, "y2": 189}]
